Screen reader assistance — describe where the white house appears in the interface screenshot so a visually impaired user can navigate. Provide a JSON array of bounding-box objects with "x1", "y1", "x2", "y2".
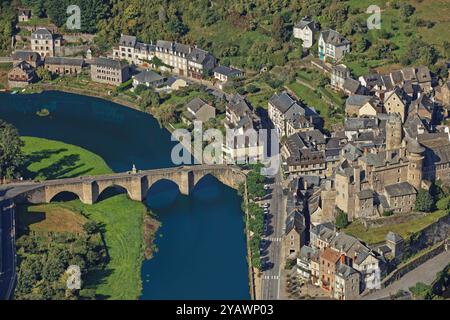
[
  {"x1": 293, "y1": 17, "x2": 319, "y2": 49},
  {"x1": 318, "y1": 29, "x2": 350, "y2": 62}
]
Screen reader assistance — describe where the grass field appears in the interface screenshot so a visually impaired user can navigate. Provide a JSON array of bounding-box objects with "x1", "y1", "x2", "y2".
[
  {"x1": 64, "y1": 195, "x2": 147, "y2": 300},
  {"x1": 17, "y1": 203, "x2": 87, "y2": 234},
  {"x1": 287, "y1": 82, "x2": 344, "y2": 130},
  {"x1": 22, "y1": 137, "x2": 112, "y2": 181},
  {"x1": 344, "y1": 210, "x2": 449, "y2": 245}
]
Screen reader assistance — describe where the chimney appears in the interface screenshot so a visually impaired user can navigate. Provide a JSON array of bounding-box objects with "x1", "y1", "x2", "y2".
[{"x1": 340, "y1": 254, "x2": 345, "y2": 264}]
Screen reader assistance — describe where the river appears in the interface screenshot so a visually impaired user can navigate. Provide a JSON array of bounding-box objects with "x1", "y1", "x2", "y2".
[{"x1": 0, "y1": 90, "x2": 250, "y2": 300}]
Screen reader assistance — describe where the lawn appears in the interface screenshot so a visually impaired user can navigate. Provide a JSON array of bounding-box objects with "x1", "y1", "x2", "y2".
[
  {"x1": 22, "y1": 136, "x2": 112, "y2": 180},
  {"x1": 17, "y1": 203, "x2": 87, "y2": 234},
  {"x1": 344, "y1": 210, "x2": 449, "y2": 245},
  {"x1": 287, "y1": 82, "x2": 344, "y2": 130},
  {"x1": 64, "y1": 195, "x2": 147, "y2": 300}
]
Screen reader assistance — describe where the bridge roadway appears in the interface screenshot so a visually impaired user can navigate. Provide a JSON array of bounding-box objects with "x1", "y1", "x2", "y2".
[{"x1": 0, "y1": 164, "x2": 245, "y2": 205}]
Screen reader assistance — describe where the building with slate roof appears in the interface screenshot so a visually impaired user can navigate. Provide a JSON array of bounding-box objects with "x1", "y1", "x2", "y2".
[
  {"x1": 31, "y1": 28, "x2": 62, "y2": 58},
  {"x1": 12, "y1": 50, "x2": 42, "y2": 68},
  {"x1": 318, "y1": 29, "x2": 350, "y2": 62},
  {"x1": 44, "y1": 57, "x2": 84, "y2": 75},
  {"x1": 90, "y1": 57, "x2": 130, "y2": 86},
  {"x1": 132, "y1": 69, "x2": 166, "y2": 88},
  {"x1": 293, "y1": 16, "x2": 319, "y2": 48}
]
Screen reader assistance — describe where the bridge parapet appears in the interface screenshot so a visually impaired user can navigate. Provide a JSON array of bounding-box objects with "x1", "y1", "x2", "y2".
[{"x1": 4, "y1": 165, "x2": 246, "y2": 205}]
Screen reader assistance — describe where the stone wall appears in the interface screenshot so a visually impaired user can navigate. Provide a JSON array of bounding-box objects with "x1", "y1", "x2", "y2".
[{"x1": 380, "y1": 242, "x2": 446, "y2": 289}]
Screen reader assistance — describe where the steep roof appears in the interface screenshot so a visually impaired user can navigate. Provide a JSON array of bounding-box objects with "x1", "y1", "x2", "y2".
[
  {"x1": 384, "y1": 182, "x2": 417, "y2": 197},
  {"x1": 186, "y1": 97, "x2": 209, "y2": 113},
  {"x1": 134, "y1": 69, "x2": 165, "y2": 84},
  {"x1": 12, "y1": 51, "x2": 41, "y2": 62},
  {"x1": 119, "y1": 35, "x2": 137, "y2": 48},
  {"x1": 32, "y1": 28, "x2": 52, "y2": 39},
  {"x1": 269, "y1": 92, "x2": 298, "y2": 114},
  {"x1": 213, "y1": 65, "x2": 242, "y2": 77},
  {"x1": 94, "y1": 57, "x2": 126, "y2": 69},
  {"x1": 346, "y1": 95, "x2": 373, "y2": 107},
  {"x1": 320, "y1": 29, "x2": 350, "y2": 46},
  {"x1": 45, "y1": 57, "x2": 84, "y2": 67}
]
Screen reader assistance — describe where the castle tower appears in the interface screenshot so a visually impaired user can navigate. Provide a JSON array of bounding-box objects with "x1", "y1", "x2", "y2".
[
  {"x1": 386, "y1": 113, "x2": 402, "y2": 151},
  {"x1": 407, "y1": 138, "x2": 425, "y2": 189}
]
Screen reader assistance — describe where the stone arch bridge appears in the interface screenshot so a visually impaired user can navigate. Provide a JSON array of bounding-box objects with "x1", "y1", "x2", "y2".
[{"x1": 8, "y1": 165, "x2": 246, "y2": 205}]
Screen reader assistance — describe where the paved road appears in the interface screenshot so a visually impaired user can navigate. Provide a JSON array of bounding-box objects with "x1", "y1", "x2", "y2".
[
  {"x1": 0, "y1": 199, "x2": 16, "y2": 300},
  {"x1": 261, "y1": 170, "x2": 285, "y2": 300},
  {"x1": 362, "y1": 249, "x2": 450, "y2": 300}
]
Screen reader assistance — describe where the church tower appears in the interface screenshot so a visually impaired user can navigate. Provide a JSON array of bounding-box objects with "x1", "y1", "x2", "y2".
[
  {"x1": 407, "y1": 138, "x2": 425, "y2": 189},
  {"x1": 386, "y1": 113, "x2": 402, "y2": 151}
]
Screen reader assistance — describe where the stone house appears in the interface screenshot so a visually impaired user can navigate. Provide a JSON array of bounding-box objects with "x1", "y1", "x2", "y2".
[
  {"x1": 310, "y1": 223, "x2": 336, "y2": 251},
  {"x1": 184, "y1": 97, "x2": 216, "y2": 123},
  {"x1": 419, "y1": 131, "x2": 450, "y2": 184},
  {"x1": 416, "y1": 66, "x2": 432, "y2": 93},
  {"x1": 12, "y1": 51, "x2": 42, "y2": 68},
  {"x1": 18, "y1": 8, "x2": 31, "y2": 22},
  {"x1": 384, "y1": 88, "x2": 407, "y2": 123},
  {"x1": 345, "y1": 95, "x2": 380, "y2": 117},
  {"x1": 343, "y1": 78, "x2": 363, "y2": 96},
  {"x1": 331, "y1": 64, "x2": 350, "y2": 90},
  {"x1": 31, "y1": 28, "x2": 62, "y2": 58},
  {"x1": 8, "y1": 61, "x2": 37, "y2": 88},
  {"x1": 333, "y1": 263, "x2": 360, "y2": 300},
  {"x1": 293, "y1": 17, "x2": 319, "y2": 49},
  {"x1": 284, "y1": 211, "x2": 306, "y2": 258},
  {"x1": 318, "y1": 29, "x2": 350, "y2": 62},
  {"x1": 384, "y1": 182, "x2": 417, "y2": 213},
  {"x1": 90, "y1": 57, "x2": 130, "y2": 86},
  {"x1": 44, "y1": 57, "x2": 84, "y2": 75}
]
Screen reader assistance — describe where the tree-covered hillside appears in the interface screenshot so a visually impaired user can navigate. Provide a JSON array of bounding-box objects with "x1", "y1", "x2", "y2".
[{"x1": 10, "y1": 0, "x2": 450, "y2": 76}]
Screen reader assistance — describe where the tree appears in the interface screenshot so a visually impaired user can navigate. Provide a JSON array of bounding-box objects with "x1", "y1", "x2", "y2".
[
  {"x1": 335, "y1": 209, "x2": 349, "y2": 229},
  {"x1": 139, "y1": 90, "x2": 160, "y2": 111},
  {"x1": 0, "y1": 120, "x2": 25, "y2": 180},
  {"x1": 36, "y1": 67, "x2": 52, "y2": 81},
  {"x1": 415, "y1": 189, "x2": 434, "y2": 212},
  {"x1": 436, "y1": 197, "x2": 450, "y2": 211},
  {"x1": 83, "y1": 221, "x2": 100, "y2": 235}
]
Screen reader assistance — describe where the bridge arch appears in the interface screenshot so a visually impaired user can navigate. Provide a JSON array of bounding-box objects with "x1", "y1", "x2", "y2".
[
  {"x1": 45, "y1": 184, "x2": 86, "y2": 203},
  {"x1": 49, "y1": 191, "x2": 81, "y2": 203},
  {"x1": 144, "y1": 178, "x2": 181, "y2": 208},
  {"x1": 92, "y1": 180, "x2": 134, "y2": 203},
  {"x1": 94, "y1": 184, "x2": 130, "y2": 203}
]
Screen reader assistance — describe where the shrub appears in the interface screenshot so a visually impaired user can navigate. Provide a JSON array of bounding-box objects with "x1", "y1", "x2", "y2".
[
  {"x1": 436, "y1": 197, "x2": 450, "y2": 211},
  {"x1": 335, "y1": 208, "x2": 349, "y2": 229}
]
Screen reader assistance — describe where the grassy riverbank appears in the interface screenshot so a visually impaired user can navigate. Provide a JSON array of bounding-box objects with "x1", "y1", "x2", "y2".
[
  {"x1": 22, "y1": 136, "x2": 112, "y2": 180},
  {"x1": 17, "y1": 136, "x2": 158, "y2": 300}
]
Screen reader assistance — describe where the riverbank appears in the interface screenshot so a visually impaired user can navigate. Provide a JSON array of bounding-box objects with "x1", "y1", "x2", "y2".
[{"x1": 15, "y1": 136, "x2": 160, "y2": 300}]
